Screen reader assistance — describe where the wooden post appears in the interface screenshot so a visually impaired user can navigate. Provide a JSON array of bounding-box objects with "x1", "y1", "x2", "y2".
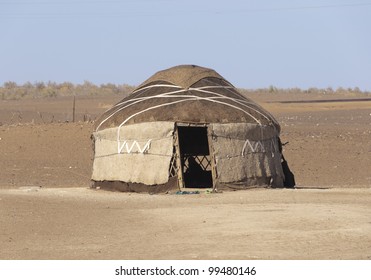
[
  {"x1": 72, "y1": 96, "x2": 76, "y2": 123},
  {"x1": 174, "y1": 125, "x2": 184, "y2": 189},
  {"x1": 207, "y1": 126, "x2": 218, "y2": 192}
]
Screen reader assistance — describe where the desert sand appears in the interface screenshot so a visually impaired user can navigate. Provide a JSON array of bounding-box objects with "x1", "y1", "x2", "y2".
[{"x1": 0, "y1": 92, "x2": 370, "y2": 259}]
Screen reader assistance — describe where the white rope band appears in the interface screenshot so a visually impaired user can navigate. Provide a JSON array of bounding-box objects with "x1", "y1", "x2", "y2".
[
  {"x1": 96, "y1": 85, "x2": 272, "y2": 131},
  {"x1": 92, "y1": 83, "x2": 276, "y2": 154}
]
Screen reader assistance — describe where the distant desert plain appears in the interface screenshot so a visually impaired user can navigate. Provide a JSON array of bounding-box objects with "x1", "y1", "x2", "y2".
[{"x1": 1, "y1": 90, "x2": 370, "y2": 259}]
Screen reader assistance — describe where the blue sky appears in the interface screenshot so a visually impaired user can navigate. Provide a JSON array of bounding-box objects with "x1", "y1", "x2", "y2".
[{"x1": 1, "y1": 0, "x2": 371, "y2": 90}]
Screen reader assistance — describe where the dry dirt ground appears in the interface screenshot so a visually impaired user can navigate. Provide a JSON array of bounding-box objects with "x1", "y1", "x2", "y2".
[{"x1": 0, "y1": 92, "x2": 370, "y2": 259}]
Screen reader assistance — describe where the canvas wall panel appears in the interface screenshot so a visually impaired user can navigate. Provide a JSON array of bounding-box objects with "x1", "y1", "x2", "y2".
[
  {"x1": 212, "y1": 122, "x2": 278, "y2": 141},
  {"x1": 211, "y1": 123, "x2": 284, "y2": 185},
  {"x1": 92, "y1": 122, "x2": 174, "y2": 185}
]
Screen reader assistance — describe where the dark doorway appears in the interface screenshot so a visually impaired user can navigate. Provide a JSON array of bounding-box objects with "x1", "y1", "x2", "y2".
[{"x1": 177, "y1": 126, "x2": 213, "y2": 188}]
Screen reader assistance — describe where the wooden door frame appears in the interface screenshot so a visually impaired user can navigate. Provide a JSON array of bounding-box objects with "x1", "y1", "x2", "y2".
[{"x1": 174, "y1": 122, "x2": 217, "y2": 190}]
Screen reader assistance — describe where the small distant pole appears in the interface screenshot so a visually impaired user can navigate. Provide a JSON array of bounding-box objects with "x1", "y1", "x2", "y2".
[{"x1": 72, "y1": 95, "x2": 76, "y2": 123}]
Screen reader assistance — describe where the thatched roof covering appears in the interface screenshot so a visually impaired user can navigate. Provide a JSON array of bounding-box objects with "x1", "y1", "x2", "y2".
[{"x1": 95, "y1": 65, "x2": 280, "y2": 131}]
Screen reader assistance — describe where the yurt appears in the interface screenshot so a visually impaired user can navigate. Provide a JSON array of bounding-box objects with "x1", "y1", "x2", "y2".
[{"x1": 91, "y1": 65, "x2": 292, "y2": 193}]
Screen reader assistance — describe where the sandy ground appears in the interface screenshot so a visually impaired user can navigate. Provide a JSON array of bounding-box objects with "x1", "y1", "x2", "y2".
[
  {"x1": 0, "y1": 92, "x2": 370, "y2": 259},
  {"x1": 1, "y1": 187, "x2": 371, "y2": 260}
]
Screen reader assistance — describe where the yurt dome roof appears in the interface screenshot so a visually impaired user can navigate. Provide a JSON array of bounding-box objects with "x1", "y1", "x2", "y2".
[{"x1": 94, "y1": 65, "x2": 280, "y2": 131}]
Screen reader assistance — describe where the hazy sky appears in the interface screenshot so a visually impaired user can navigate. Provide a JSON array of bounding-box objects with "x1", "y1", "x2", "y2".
[{"x1": 1, "y1": 0, "x2": 371, "y2": 90}]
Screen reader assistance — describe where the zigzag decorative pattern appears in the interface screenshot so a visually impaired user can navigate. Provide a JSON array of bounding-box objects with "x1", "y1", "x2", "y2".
[
  {"x1": 241, "y1": 138, "x2": 279, "y2": 156},
  {"x1": 118, "y1": 140, "x2": 152, "y2": 154}
]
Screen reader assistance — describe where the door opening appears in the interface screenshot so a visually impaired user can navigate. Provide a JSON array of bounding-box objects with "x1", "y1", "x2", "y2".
[{"x1": 177, "y1": 126, "x2": 213, "y2": 188}]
